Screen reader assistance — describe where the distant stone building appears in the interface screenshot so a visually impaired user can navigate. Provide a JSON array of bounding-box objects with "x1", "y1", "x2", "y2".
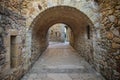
[{"x1": 48, "y1": 24, "x2": 66, "y2": 42}]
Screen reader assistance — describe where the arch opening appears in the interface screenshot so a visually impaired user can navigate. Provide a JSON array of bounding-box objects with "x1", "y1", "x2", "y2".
[
  {"x1": 31, "y1": 6, "x2": 94, "y2": 65},
  {"x1": 48, "y1": 23, "x2": 73, "y2": 43}
]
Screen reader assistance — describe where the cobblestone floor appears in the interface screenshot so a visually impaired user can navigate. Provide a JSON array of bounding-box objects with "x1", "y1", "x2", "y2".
[{"x1": 21, "y1": 42, "x2": 105, "y2": 80}]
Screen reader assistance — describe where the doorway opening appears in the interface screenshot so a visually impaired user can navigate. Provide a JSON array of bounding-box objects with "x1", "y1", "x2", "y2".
[{"x1": 48, "y1": 23, "x2": 73, "y2": 45}]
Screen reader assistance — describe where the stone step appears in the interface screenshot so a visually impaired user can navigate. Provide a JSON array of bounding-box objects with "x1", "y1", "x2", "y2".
[{"x1": 30, "y1": 68, "x2": 96, "y2": 73}]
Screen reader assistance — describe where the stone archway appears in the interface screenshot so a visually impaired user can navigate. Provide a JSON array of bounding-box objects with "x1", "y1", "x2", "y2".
[{"x1": 30, "y1": 6, "x2": 94, "y2": 64}]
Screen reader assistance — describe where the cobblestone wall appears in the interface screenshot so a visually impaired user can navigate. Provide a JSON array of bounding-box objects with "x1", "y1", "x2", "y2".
[
  {"x1": 96, "y1": 0, "x2": 120, "y2": 79},
  {"x1": 0, "y1": 5, "x2": 27, "y2": 80}
]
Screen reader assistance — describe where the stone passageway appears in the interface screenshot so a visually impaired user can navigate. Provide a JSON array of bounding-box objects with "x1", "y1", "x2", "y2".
[
  {"x1": 21, "y1": 42, "x2": 105, "y2": 80},
  {"x1": 0, "y1": 1, "x2": 120, "y2": 80}
]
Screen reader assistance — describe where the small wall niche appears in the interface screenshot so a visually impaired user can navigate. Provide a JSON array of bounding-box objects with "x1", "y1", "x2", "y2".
[
  {"x1": 5, "y1": 29, "x2": 19, "y2": 70},
  {"x1": 10, "y1": 35, "x2": 17, "y2": 68},
  {"x1": 87, "y1": 25, "x2": 90, "y2": 39}
]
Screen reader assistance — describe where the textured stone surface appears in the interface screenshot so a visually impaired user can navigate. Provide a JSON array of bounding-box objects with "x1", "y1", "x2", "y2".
[
  {"x1": 98, "y1": 0, "x2": 120, "y2": 79},
  {"x1": 0, "y1": 5, "x2": 26, "y2": 80},
  {"x1": 0, "y1": 0, "x2": 120, "y2": 80},
  {"x1": 21, "y1": 42, "x2": 105, "y2": 80}
]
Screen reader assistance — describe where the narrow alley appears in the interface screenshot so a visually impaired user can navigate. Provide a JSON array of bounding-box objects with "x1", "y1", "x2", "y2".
[
  {"x1": 21, "y1": 42, "x2": 105, "y2": 80},
  {"x1": 0, "y1": 1, "x2": 120, "y2": 80}
]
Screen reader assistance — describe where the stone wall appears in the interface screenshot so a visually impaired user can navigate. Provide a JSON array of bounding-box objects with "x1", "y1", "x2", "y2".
[
  {"x1": 96, "y1": 0, "x2": 120, "y2": 80},
  {"x1": 31, "y1": 36, "x2": 44, "y2": 65},
  {"x1": 73, "y1": 23, "x2": 94, "y2": 65},
  {"x1": 0, "y1": 5, "x2": 27, "y2": 80},
  {"x1": 0, "y1": 0, "x2": 120, "y2": 80}
]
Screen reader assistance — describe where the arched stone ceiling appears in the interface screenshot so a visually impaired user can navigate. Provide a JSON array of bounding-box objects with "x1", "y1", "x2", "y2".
[{"x1": 31, "y1": 6, "x2": 94, "y2": 39}]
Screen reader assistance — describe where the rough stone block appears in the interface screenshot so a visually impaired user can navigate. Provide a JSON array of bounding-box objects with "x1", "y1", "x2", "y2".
[
  {"x1": 108, "y1": 15, "x2": 116, "y2": 22},
  {"x1": 106, "y1": 31, "x2": 114, "y2": 40},
  {"x1": 112, "y1": 43, "x2": 120, "y2": 49},
  {"x1": 113, "y1": 37, "x2": 120, "y2": 43}
]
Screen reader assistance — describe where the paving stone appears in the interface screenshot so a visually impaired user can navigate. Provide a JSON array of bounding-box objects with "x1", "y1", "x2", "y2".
[
  {"x1": 41, "y1": 76, "x2": 55, "y2": 80},
  {"x1": 47, "y1": 73, "x2": 72, "y2": 80},
  {"x1": 35, "y1": 79, "x2": 42, "y2": 80},
  {"x1": 21, "y1": 42, "x2": 105, "y2": 80},
  {"x1": 28, "y1": 73, "x2": 37, "y2": 79},
  {"x1": 69, "y1": 74, "x2": 81, "y2": 79},
  {"x1": 36, "y1": 73, "x2": 47, "y2": 79}
]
